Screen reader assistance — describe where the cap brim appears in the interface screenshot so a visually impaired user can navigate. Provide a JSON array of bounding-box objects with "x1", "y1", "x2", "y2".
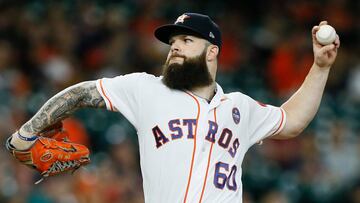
[{"x1": 154, "y1": 24, "x2": 204, "y2": 45}]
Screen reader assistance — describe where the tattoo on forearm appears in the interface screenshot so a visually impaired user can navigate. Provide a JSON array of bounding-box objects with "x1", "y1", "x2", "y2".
[{"x1": 20, "y1": 81, "x2": 105, "y2": 135}]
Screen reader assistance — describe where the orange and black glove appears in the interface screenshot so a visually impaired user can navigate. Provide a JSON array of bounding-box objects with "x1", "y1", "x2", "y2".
[{"x1": 5, "y1": 122, "x2": 90, "y2": 184}]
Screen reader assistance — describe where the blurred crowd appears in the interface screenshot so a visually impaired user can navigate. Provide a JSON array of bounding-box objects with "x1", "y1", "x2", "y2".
[{"x1": 0, "y1": 0, "x2": 359, "y2": 203}]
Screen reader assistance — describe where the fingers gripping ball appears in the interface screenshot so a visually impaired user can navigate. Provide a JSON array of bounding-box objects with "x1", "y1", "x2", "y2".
[
  {"x1": 6, "y1": 135, "x2": 90, "y2": 184},
  {"x1": 316, "y1": 25, "x2": 336, "y2": 45}
]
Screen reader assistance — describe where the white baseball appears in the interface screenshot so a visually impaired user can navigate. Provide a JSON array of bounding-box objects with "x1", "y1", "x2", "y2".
[{"x1": 316, "y1": 25, "x2": 336, "y2": 45}]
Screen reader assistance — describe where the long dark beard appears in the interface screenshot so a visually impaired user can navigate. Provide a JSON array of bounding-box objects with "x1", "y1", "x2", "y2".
[{"x1": 162, "y1": 51, "x2": 213, "y2": 90}]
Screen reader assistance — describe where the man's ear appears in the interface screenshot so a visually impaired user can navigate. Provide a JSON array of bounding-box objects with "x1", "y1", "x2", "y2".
[{"x1": 207, "y1": 45, "x2": 219, "y2": 61}]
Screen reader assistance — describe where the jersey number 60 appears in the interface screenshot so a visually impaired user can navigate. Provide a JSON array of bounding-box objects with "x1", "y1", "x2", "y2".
[{"x1": 214, "y1": 162, "x2": 237, "y2": 191}]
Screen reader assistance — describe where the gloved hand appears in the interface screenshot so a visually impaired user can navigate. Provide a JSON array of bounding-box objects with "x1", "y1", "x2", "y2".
[{"x1": 6, "y1": 122, "x2": 90, "y2": 184}]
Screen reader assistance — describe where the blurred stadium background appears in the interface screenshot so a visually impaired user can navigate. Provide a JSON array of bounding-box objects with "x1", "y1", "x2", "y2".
[{"x1": 0, "y1": 0, "x2": 359, "y2": 202}]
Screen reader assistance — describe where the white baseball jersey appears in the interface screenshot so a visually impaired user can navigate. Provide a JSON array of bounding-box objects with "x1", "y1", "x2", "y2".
[{"x1": 96, "y1": 72, "x2": 286, "y2": 203}]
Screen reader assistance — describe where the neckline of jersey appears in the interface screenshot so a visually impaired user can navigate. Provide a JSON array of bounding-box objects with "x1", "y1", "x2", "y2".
[
  {"x1": 188, "y1": 90, "x2": 214, "y2": 103},
  {"x1": 186, "y1": 83, "x2": 225, "y2": 109}
]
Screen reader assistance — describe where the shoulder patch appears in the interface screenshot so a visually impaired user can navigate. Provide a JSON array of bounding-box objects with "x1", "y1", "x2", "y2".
[{"x1": 232, "y1": 107, "x2": 240, "y2": 124}]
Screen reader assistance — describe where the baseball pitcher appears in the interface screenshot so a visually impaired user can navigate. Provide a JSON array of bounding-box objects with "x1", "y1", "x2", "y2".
[{"x1": 6, "y1": 13, "x2": 339, "y2": 203}]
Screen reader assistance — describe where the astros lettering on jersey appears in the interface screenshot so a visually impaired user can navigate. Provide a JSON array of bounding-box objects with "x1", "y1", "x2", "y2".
[{"x1": 96, "y1": 73, "x2": 286, "y2": 203}]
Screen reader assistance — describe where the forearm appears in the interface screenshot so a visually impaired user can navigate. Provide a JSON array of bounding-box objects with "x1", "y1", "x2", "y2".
[
  {"x1": 19, "y1": 81, "x2": 105, "y2": 136},
  {"x1": 279, "y1": 64, "x2": 330, "y2": 137}
]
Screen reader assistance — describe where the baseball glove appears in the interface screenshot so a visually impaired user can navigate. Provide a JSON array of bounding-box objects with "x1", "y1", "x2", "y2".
[{"x1": 6, "y1": 128, "x2": 90, "y2": 184}]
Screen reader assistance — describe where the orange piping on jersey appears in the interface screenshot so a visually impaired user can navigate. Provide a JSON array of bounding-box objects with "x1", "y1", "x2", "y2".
[
  {"x1": 99, "y1": 79, "x2": 114, "y2": 111},
  {"x1": 271, "y1": 108, "x2": 285, "y2": 135},
  {"x1": 183, "y1": 92, "x2": 200, "y2": 203},
  {"x1": 198, "y1": 108, "x2": 217, "y2": 203}
]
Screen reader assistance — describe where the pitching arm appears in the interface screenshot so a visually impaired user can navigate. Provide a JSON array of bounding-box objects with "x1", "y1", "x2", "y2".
[{"x1": 272, "y1": 21, "x2": 340, "y2": 139}]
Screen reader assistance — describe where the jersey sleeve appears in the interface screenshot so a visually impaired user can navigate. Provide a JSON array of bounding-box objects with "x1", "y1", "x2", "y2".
[
  {"x1": 246, "y1": 96, "x2": 286, "y2": 146},
  {"x1": 96, "y1": 72, "x2": 147, "y2": 129}
]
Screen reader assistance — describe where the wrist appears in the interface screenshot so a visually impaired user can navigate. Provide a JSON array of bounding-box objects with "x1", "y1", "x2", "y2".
[
  {"x1": 10, "y1": 131, "x2": 37, "y2": 150},
  {"x1": 19, "y1": 125, "x2": 37, "y2": 137},
  {"x1": 15, "y1": 131, "x2": 38, "y2": 141},
  {"x1": 313, "y1": 63, "x2": 331, "y2": 72}
]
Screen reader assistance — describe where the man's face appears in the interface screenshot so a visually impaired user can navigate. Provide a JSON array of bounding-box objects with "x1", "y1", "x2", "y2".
[{"x1": 162, "y1": 34, "x2": 213, "y2": 90}]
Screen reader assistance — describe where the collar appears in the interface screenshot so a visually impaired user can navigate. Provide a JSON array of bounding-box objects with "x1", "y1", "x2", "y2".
[
  {"x1": 208, "y1": 83, "x2": 226, "y2": 109},
  {"x1": 186, "y1": 83, "x2": 226, "y2": 109}
]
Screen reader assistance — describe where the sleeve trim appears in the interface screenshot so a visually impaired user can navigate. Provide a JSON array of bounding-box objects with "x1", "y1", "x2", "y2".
[
  {"x1": 97, "y1": 79, "x2": 114, "y2": 111},
  {"x1": 271, "y1": 107, "x2": 286, "y2": 136}
]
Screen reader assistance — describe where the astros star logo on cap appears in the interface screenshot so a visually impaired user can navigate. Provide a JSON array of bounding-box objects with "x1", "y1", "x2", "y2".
[{"x1": 175, "y1": 14, "x2": 190, "y2": 24}]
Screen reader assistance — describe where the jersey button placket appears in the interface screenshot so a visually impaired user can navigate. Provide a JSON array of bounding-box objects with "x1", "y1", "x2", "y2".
[
  {"x1": 198, "y1": 103, "x2": 210, "y2": 152},
  {"x1": 193, "y1": 102, "x2": 209, "y2": 203},
  {"x1": 197, "y1": 105, "x2": 218, "y2": 203}
]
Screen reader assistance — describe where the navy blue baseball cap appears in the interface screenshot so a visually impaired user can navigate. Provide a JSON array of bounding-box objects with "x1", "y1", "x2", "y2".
[{"x1": 154, "y1": 13, "x2": 222, "y2": 50}]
